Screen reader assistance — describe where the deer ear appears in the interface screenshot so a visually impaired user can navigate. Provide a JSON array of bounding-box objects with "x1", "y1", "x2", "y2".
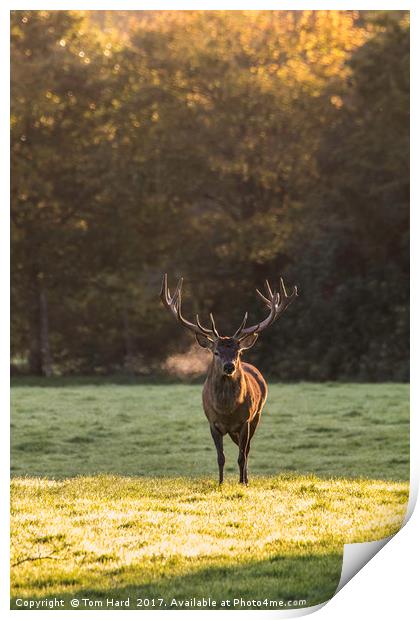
[
  {"x1": 239, "y1": 333, "x2": 259, "y2": 351},
  {"x1": 196, "y1": 333, "x2": 214, "y2": 349}
]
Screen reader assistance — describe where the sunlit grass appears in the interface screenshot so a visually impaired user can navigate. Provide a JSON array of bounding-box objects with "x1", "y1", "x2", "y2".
[
  {"x1": 11, "y1": 474, "x2": 408, "y2": 609},
  {"x1": 10, "y1": 380, "x2": 409, "y2": 609}
]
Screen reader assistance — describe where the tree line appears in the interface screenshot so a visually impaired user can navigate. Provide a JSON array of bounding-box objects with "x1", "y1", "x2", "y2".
[{"x1": 11, "y1": 10, "x2": 409, "y2": 380}]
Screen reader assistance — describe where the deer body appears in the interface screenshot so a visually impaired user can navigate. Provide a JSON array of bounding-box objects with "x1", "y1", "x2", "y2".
[
  {"x1": 160, "y1": 274, "x2": 297, "y2": 484},
  {"x1": 203, "y1": 360, "x2": 266, "y2": 435},
  {"x1": 203, "y1": 359, "x2": 267, "y2": 484}
]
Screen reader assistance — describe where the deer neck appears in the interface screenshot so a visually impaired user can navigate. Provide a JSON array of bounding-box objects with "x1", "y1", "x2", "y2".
[{"x1": 208, "y1": 359, "x2": 247, "y2": 414}]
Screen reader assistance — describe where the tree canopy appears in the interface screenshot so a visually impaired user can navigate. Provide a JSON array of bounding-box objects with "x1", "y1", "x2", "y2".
[{"x1": 11, "y1": 10, "x2": 409, "y2": 380}]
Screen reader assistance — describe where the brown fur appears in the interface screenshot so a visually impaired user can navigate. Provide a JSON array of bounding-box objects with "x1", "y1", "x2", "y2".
[
  {"x1": 160, "y1": 273, "x2": 298, "y2": 484},
  {"x1": 200, "y1": 337, "x2": 268, "y2": 484}
]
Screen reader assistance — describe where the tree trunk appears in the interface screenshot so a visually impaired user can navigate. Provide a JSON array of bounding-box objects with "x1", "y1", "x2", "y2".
[
  {"x1": 122, "y1": 306, "x2": 135, "y2": 372},
  {"x1": 27, "y1": 276, "x2": 52, "y2": 376},
  {"x1": 39, "y1": 285, "x2": 52, "y2": 377},
  {"x1": 28, "y1": 310, "x2": 43, "y2": 375}
]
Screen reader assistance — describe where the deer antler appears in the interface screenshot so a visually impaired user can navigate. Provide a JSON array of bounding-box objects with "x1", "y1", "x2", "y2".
[
  {"x1": 234, "y1": 276, "x2": 298, "y2": 339},
  {"x1": 160, "y1": 274, "x2": 219, "y2": 339}
]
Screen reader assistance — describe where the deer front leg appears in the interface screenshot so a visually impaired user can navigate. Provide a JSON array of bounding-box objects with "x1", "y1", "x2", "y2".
[
  {"x1": 238, "y1": 422, "x2": 250, "y2": 485},
  {"x1": 210, "y1": 424, "x2": 225, "y2": 485}
]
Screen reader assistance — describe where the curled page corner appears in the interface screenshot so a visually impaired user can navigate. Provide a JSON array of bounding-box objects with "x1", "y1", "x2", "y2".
[
  {"x1": 334, "y1": 535, "x2": 393, "y2": 595},
  {"x1": 335, "y1": 481, "x2": 416, "y2": 596},
  {"x1": 231, "y1": 491, "x2": 416, "y2": 618},
  {"x1": 403, "y1": 481, "x2": 418, "y2": 524},
  {"x1": 273, "y1": 531, "x2": 403, "y2": 616},
  {"x1": 269, "y1": 489, "x2": 415, "y2": 617}
]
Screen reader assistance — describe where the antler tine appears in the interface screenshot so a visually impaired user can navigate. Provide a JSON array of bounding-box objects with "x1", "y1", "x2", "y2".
[
  {"x1": 174, "y1": 283, "x2": 211, "y2": 335},
  {"x1": 161, "y1": 274, "x2": 297, "y2": 341},
  {"x1": 160, "y1": 274, "x2": 218, "y2": 340},
  {"x1": 256, "y1": 279, "x2": 275, "y2": 307},
  {"x1": 279, "y1": 276, "x2": 289, "y2": 305},
  {"x1": 160, "y1": 272, "x2": 169, "y2": 304},
  {"x1": 196, "y1": 314, "x2": 214, "y2": 335},
  {"x1": 233, "y1": 311, "x2": 248, "y2": 337},
  {"x1": 160, "y1": 273, "x2": 172, "y2": 306},
  {"x1": 209, "y1": 313, "x2": 220, "y2": 339},
  {"x1": 256, "y1": 287, "x2": 271, "y2": 307},
  {"x1": 278, "y1": 276, "x2": 298, "y2": 310},
  {"x1": 236, "y1": 276, "x2": 298, "y2": 338},
  {"x1": 172, "y1": 276, "x2": 183, "y2": 303},
  {"x1": 160, "y1": 273, "x2": 182, "y2": 309},
  {"x1": 264, "y1": 279, "x2": 274, "y2": 299}
]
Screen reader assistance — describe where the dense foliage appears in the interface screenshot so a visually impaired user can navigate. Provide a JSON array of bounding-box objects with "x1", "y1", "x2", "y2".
[{"x1": 11, "y1": 10, "x2": 409, "y2": 379}]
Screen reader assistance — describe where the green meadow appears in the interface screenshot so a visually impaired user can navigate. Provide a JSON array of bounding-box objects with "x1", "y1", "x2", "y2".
[{"x1": 11, "y1": 380, "x2": 409, "y2": 609}]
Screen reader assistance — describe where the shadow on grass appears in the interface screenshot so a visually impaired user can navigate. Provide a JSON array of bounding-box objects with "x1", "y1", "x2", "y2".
[{"x1": 10, "y1": 551, "x2": 343, "y2": 610}]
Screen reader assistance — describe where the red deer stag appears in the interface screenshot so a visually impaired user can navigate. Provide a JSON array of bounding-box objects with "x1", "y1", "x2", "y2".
[{"x1": 160, "y1": 274, "x2": 298, "y2": 485}]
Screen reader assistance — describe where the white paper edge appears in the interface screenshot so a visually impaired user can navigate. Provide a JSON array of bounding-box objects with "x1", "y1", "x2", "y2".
[
  {"x1": 334, "y1": 477, "x2": 417, "y2": 596},
  {"x1": 262, "y1": 478, "x2": 418, "y2": 617}
]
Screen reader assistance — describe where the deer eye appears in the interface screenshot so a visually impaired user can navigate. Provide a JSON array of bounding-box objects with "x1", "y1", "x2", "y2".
[{"x1": 214, "y1": 351, "x2": 219, "y2": 356}]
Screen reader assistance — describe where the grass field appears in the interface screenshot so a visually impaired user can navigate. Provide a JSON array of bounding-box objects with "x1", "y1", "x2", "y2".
[{"x1": 11, "y1": 380, "x2": 409, "y2": 609}]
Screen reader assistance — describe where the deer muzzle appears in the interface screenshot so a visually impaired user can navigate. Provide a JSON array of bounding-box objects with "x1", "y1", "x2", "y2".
[{"x1": 223, "y1": 362, "x2": 236, "y2": 375}]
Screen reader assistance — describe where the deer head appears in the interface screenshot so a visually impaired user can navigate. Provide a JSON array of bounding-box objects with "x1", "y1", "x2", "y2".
[{"x1": 160, "y1": 274, "x2": 298, "y2": 376}]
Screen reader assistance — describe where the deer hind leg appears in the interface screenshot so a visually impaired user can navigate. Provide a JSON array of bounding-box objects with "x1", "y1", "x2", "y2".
[
  {"x1": 210, "y1": 424, "x2": 225, "y2": 485},
  {"x1": 238, "y1": 423, "x2": 251, "y2": 485},
  {"x1": 238, "y1": 415, "x2": 260, "y2": 485}
]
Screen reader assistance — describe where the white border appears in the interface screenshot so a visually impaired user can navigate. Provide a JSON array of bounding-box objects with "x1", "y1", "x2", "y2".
[{"x1": 0, "y1": 2, "x2": 414, "y2": 9}]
